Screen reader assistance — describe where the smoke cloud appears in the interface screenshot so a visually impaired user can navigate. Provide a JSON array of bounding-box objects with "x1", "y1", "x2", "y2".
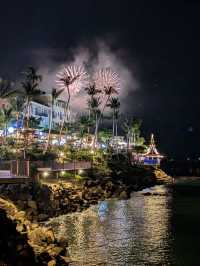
[{"x1": 31, "y1": 39, "x2": 139, "y2": 114}]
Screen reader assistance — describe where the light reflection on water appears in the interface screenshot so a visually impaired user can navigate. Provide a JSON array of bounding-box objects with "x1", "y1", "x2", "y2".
[{"x1": 46, "y1": 185, "x2": 173, "y2": 265}]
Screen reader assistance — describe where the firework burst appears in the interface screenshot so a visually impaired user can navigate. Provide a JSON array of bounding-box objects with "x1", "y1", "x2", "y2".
[
  {"x1": 94, "y1": 67, "x2": 121, "y2": 94},
  {"x1": 56, "y1": 65, "x2": 89, "y2": 95}
]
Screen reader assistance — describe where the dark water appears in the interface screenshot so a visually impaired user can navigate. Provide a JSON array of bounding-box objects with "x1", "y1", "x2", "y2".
[{"x1": 46, "y1": 181, "x2": 200, "y2": 266}]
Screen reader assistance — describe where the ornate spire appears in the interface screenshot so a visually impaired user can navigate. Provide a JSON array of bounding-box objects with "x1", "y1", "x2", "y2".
[{"x1": 144, "y1": 133, "x2": 163, "y2": 157}]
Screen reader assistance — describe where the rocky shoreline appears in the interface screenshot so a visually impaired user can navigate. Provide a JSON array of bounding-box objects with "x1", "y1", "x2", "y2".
[
  {"x1": 0, "y1": 167, "x2": 171, "y2": 265},
  {"x1": 0, "y1": 197, "x2": 70, "y2": 265}
]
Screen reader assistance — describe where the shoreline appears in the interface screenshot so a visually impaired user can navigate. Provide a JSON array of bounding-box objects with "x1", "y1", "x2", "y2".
[{"x1": 0, "y1": 167, "x2": 171, "y2": 265}]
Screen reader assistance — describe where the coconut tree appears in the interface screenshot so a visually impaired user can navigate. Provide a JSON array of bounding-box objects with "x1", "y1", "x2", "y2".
[
  {"x1": 56, "y1": 65, "x2": 89, "y2": 144},
  {"x1": 130, "y1": 119, "x2": 145, "y2": 146},
  {"x1": 45, "y1": 88, "x2": 64, "y2": 151},
  {"x1": 21, "y1": 66, "x2": 44, "y2": 128},
  {"x1": 107, "y1": 97, "x2": 120, "y2": 138},
  {"x1": 9, "y1": 96, "x2": 24, "y2": 128},
  {"x1": 78, "y1": 114, "x2": 94, "y2": 147},
  {"x1": 122, "y1": 118, "x2": 132, "y2": 152},
  {"x1": 93, "y1": 68, "x2": 120, "y2": 148},
  {"x1": 87, "y1": 96, "x2": 101, "y2": 148},
  {"x1": 85, "y1": 84, "x2": 101, "y2": 133}
]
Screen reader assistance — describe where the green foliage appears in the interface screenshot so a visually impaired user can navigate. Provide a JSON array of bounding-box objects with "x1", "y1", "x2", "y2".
[
  {"x1": 0, "y1": 146, "x2": 13, "y2": 160},
  {"x1": 75, "y1": 149, "x2": 93, "y2": 161},
  {"x1": 26, "y1": 146, "x2": 56, "y2": 161},
  {"x1": 107, "y1": 153, "x2": 156, "y2": 186},
  {"x1": 29, "y1": 163, "x2": 38, "y2": 178},
  {"x1": 28, "y1": 116, "x2": 42, "y2": 129},
  {"x1": 59, "y1": 171, "x2": 72, "y2": 178},
  {"x1": 0, "y1": 106, "x2": 13, "y2": 131},
  {"x1": 98, "y1": 128, "x2": 112, "y2": 143}
]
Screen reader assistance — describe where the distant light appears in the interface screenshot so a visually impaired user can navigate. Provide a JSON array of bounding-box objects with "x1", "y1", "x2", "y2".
[
  {"x1": 187, "y1": 157, "x2": 190, "y2": 161},
  {"x1": 60, "y1": 152, "x2": 64, "y2": 157},
  {"x1": 61, "y1": 170, "x2": 65, "y2": 176},
  {"x1": 8, "y1": 127, "x2": 14, "y2": 134},
  {"x1": 78, "y1": 169, "x2": 84, "y2": 174},
  {"x1": 52, "y1": 139, "x2": 58, "y2": 145},
  {"x1": 43, "y1": 171, "x2": 49, "y2": 177}
]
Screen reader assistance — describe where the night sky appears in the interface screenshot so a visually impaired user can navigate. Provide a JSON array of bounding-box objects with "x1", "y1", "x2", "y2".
[{"x1": 0, "y1": 0, "x2": 200, "y2": 159}]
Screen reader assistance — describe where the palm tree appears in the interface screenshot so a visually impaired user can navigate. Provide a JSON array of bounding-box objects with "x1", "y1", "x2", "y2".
[
  {"x1": 45, "y1": 88, "x2": 64, "y2": 151},
  {"x1": 107, "y1": 97, "x2": 120, "y2": 138},
  {"x1": 130, "y1": 119, "x2": 145, "y2": 146},
  {"x1": 122, "y1": 118, "x2": 132, "y2": 152},
  {"x1": 0, "y1": 78, "x2": 17, "y2": 98},
  {"x1": 85, "y1": 84, "x2": 101, "y2": 133},
  {"x1": 87, "y1": 96, "x2": 101, "y2": 148},
  {"x1": 0, "y1": 106, "x2": 13, "y2": 142},
  {"x1": 94, "y1": 86, "x2": 118, "y2": 148},
  {"x1": 85, "y1": 84, "x2": 101, "y2": 97},
  {"x1": 77, "y1": 115, "x2": 89, "y2": 147},
  {"x1": 9, "y1": 96, "x2": 24, "y2": 127},
  {"x1": 21, "y1": 66, "x2": 44, "y2": 128}
]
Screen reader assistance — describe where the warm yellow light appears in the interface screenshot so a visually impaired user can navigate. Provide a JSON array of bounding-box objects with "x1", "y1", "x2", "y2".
[
  {"x1": 43, "y1": 171, "x2": 49, "y2": 177},
  {"x1": 78, "y1": 169, "x2": 84, "y2": 174},
  {"x1": 60, "y1": 152, "x2": 64, "y2": 157},
  {"x1": 61, "y1": 170, "x2": 65, "y2": 176}
]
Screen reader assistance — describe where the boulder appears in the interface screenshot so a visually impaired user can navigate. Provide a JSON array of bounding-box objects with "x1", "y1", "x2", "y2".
[
  {"x1": 119, "y1": 190, "x2": 128, "y2": 199},
  {"x1": 27, "y1": 200, "x2": 37, "y2": 210},
  {"x1": 38, "y1": 213, "x2": 49, "y2": 222},
  {"x1": 48, "y1": 259, "x2": 56, "y2": 266}
]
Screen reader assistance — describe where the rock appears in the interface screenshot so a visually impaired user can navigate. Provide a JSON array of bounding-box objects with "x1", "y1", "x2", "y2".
[
  {"x1": 27, "y1": 200, "x2": 37, "y2": 210},
  {"x1": 38, "y1": 213, "x2": 49, "y2": 221},
  {"x1": 59, "y1": 237, "x2": 68, "y2": 248},
  {"x1": 45, "y1": 229, "x2": 56, "y2": 244},
  {"x1": 60, "y1": 255, "x2": 71, "y2": 264},
  {"x1": 16, "y1": 223, "x2": 26, "y2": 233},
  {"x1": 47, "y1": 246, "x2": 64, "y2": 257},
  {"x1": 119, "y1": 190, "x2": 128, "y2": 199},
  {"x1": 48, "y1": 259, "x2": 56, "y2": 266}
]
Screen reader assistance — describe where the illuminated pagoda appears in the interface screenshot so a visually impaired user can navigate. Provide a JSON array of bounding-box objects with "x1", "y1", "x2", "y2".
[
  {"x1": 142, "y1": 134, "x2": 164, "y2": 165},
  {"x1": 132, "y1": 133, "x2": 164, "y2": 166}
]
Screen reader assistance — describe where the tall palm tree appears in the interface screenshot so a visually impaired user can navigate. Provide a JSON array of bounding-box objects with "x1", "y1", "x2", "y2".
[
  {"x1": 9, "y1": 96, "x2": 24, "y2": 127},
  {"x1": 87, "y1": 96, "x2": 101, "y2": 148},
  {"x1": 130, "y1": 119, "x2": 145, "y2": 146},
  {"x1": 21, "y1": 66, "x2": 44, "y2": 128},
  {"x1": 78, "y1": 115, "x2": 92, "y2": 148},
  {"x1": 45, "y1": 88, "x2": 64, "y2": 151},
  {"x1": 94, "y1": 86, "x2": 118, "y2": 147},
  {"x1": 122, "y1": 118, "x2": 132, "y2": 152},
  {"x1": 85, "y1": 84, "x2": 101, "y2": 134},
  {"x1": 107, "y1": 97, "x2": 120, "y2": 138}
]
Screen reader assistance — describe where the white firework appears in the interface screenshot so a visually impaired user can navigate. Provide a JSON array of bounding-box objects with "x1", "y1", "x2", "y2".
[
  {"x1": 56, "y1": 65, "x2": 89, "y2": 95},
  {"x1": 94, "y1": 67, "x2": 121, "y2": 94}
]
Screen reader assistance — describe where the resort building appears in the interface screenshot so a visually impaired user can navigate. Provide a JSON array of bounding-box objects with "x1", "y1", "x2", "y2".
[
  {"x1": 30, "y1": 101, "x2": 50, "y2": 128},
  {"x1": 29, "y1": 99, "x2": 73, "y2": 129}
]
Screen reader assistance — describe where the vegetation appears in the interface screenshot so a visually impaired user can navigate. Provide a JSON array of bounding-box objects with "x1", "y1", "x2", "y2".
[{"x1": 0, "y1": 64, "x2": 161, "y2": 183}]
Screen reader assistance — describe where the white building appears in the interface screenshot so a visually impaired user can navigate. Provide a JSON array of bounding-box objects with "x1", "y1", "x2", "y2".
[
  {"x1": 29, "y1": 99, "x2": 74, "y2": 129},
  {"x1": 29, "y1": 101, "x2": 50, "y2": 128}
]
